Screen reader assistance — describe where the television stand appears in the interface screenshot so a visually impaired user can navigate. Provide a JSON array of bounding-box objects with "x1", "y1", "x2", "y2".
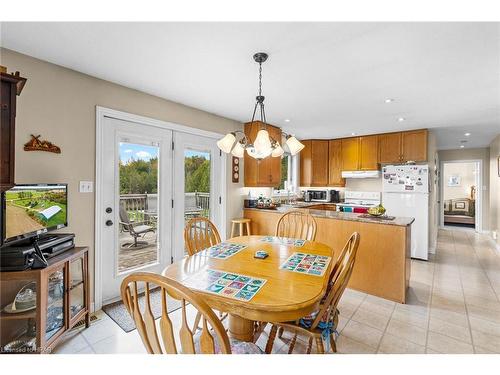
[{"x1": 0, "y1": 247, "x2": 90, "y2": 353}]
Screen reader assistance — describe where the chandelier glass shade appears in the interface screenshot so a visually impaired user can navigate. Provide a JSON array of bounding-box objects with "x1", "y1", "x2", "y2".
[{"x1": 216, "y1": 52, "x2": 304, "y2": 161}]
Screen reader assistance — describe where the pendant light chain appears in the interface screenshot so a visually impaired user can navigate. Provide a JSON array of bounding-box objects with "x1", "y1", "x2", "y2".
[{"x1": 258, "y1": 61, "x2": 263, "y2": 98}]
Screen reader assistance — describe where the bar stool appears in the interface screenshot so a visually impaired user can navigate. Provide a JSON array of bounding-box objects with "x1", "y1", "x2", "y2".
[{"x1": 230, "y1": 218, "x2": 251, "y2": 238}]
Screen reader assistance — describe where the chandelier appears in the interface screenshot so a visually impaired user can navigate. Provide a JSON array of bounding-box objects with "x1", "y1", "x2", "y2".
[{"x1": 217, "y1": 52, "x2": 304, "y2": 160}]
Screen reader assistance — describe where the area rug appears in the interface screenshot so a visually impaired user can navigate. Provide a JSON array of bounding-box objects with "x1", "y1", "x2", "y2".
[{"x1": 102, "y1": 288, "x2": 182, "y2": 333}]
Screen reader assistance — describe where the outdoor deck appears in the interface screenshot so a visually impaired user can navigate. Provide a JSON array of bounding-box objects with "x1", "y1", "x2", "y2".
[
  {"x1": 117, "y1": 192, "x2": 210, "y2": 272},
  {"x1": 118, "y1": 231, "x2": 158, "y2": 272}
]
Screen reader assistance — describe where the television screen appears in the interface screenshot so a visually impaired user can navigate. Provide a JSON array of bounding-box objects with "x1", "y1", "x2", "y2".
[{"x1": 2, "y1": 184, "x2": 68, "y2": 243}]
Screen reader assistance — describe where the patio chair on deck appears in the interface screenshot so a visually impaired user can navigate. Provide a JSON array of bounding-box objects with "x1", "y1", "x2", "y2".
[{"x1": 119, "y1": 204, "x2": 156, "y2": 248}]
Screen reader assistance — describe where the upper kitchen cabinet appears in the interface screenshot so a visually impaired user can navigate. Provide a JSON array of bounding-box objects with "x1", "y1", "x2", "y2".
[
  {"x1": 243, "y1": 121, "x2": 282, "y2": 187},
  {"x1": 341, "y1": 137, "x2": 359, "y2": 171},
  {"x1": 299, "y1": 140, "x2": 329, "y2": 187},
  {"x1": 359, "y1": 135, "x2": 379, "y2": 170},
  {"x1": 379, "y1": 129, "x2": 428, "y2": 163},
  {"x1": 401, "y1": 129, "x2": 428, "y2": 162},
  {"x1": 378, "y1": 132, "x2": 402, "y2": 163},
  {"x1": 1, "y1": 71, "x2": 27, "y2": 192},
  {"x1": 299, "y1": 140, "x2": 312, "y2": 186},
  {"x1": 311, "y1": 140, "x2": 329, "y2": 186},
  {"x1": 328, "y1": 139, "x2": 345, "y2": 187},
  {"x1": 341, "y1": 135, "x2": 379, "y2": 171}
]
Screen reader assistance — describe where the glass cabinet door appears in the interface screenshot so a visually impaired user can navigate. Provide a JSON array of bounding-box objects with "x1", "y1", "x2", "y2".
[
  {"x1": 46, "y1": 267, "x2": 65, "y2": 342},
  {"x1": 69, "y1": 256, "x2": 86, "y2": 321}
]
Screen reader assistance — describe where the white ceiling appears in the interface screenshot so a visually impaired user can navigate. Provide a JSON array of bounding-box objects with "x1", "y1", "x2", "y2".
[{"x1": 1, "y1": 22, "x2": 499, "y2": 149}]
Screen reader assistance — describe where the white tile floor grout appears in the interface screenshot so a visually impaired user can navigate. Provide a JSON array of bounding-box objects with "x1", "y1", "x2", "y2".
[{"x1": 54, "y1": 229, "x2": 500, "y2": 354}]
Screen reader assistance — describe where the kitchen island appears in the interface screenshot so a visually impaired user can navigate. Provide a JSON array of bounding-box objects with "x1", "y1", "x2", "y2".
[{"x1": 244, "y1": 206, "x2": 414, "y2": 303}]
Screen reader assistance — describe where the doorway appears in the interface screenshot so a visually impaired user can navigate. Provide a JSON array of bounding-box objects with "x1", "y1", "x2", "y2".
[
  {"x1": 95, "y1": 108, "x2": 225, "y2": 309},
  {"x1": 440, "y1": 160, "x2": 482, "y2": 231}
]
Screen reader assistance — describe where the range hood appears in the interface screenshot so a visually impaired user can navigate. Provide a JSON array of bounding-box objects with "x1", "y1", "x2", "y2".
[{"x1": 341, "y1": 170, "x2": 380, "y2": 179}]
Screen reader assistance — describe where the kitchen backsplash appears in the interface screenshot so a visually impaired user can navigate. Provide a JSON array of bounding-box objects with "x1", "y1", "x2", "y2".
[{"x1": 345, "y1": 177, "x2": 383, "y2": 192}]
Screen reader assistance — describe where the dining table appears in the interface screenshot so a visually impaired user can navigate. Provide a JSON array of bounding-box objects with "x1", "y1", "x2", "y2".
[{"x1": 162, "y1": 235, "x2": 335, "y2": 343}]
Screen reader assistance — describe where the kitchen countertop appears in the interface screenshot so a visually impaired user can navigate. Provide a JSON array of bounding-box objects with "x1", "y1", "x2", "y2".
[{"x1": 244, "y1": 205, "x2": 415, "y2": 227}]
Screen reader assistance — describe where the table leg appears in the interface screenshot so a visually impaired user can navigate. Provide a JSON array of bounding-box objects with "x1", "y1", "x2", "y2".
[{"x1": 228, "y1": 314, "x2": 255, "y2": 342}]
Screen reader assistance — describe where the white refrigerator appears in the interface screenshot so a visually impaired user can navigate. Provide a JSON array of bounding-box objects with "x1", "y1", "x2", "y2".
[{"x1": 382, "y1": 165, "x2": 429, "y2": 260}]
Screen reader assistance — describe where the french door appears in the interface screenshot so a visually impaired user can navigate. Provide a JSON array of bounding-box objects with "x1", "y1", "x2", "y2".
[
  {"x1": 172, "y1": 131, "x2": 223, "y2": 261},
  {"x1": 96, "y1": 114, "x2": 224, "y2": 306},
  {"x1": 100, "y1": 117, "x2": 173, "y2": 304}
]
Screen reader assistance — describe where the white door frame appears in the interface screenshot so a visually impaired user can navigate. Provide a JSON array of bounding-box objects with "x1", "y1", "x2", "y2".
[
  {"x1": 439, "y1": 159, "x2": 483, "y2": 233},
  {"x1": 95, "y1": 106, "x2": 227, "y2": 310}
]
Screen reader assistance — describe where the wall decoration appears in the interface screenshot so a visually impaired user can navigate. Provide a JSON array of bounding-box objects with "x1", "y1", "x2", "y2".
[
  {"x1": 448, "y1": 175, "x2": 460, "y2": 186},
  {"x1": 232, "y1": 156, "x2": 240, "y2": 183},
  {"x1": 497, "y1": 156, "x2": 500, "y2": 177},
  {"x1": 24, "y1": 134, "x2": 61, "y2": 154}
]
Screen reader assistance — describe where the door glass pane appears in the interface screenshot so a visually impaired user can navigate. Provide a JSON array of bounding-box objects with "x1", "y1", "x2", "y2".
[
  {"x1": 184, "y1": 149, "x2": 211, "y2": 223},
  {"x1": 46, "y1": 269, "x2": 65, "y2": 341},
  {"x1": 118, "y1": 142, "x2": 159, "y2": 273},
  {"x1": 69, "y1": 258, "x2": 85, "y2": 318}
]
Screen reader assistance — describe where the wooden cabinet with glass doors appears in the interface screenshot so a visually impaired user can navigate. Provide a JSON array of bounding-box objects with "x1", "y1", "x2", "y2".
[{"x1": 0, "y1": 247, "x2": 89, "y2": 354}]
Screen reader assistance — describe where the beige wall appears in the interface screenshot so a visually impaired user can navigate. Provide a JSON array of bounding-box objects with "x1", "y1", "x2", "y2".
[
  {"x1": 438, "y1": 147, "x2": 490, "y2": 231},
  {"x1": 1, "y1": 48, "x2": 244, "y2": 302},
  {"x1": 489, "y1": 135, "x2": 500, "y2": 245},
  {"x1": 443, "y1": 162, "x2": 477, "y2": 200}
]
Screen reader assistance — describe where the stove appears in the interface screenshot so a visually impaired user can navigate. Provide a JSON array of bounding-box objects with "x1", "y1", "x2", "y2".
[{"x1": 336, "y1": 191, "x2": 381, "y2": 213}]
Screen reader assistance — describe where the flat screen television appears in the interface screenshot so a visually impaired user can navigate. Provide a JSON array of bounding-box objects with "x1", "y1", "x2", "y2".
[{"x1": 1, "y1": 184, "x2": 68, "y2": 245}]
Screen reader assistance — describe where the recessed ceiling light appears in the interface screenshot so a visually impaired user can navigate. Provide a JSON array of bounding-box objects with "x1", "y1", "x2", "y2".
[
  {"x1": 460, "y1": 145, "x2": 465, "y2": 148},
  {"x1": 351, "y1": 132, "x2": 356, "y2": 136},
  {"x1": 385, "y1": 98, "x2": 395, "y2": 103},
  {"x1": 398, "y1": 117, "x2": 405, "y2": 122},
  {"x1": 284, "y1": 119, "x2": 290, "y2": 123},
  {"x1": 464, "y1": 132, "x2": 471, "y2": 136}
]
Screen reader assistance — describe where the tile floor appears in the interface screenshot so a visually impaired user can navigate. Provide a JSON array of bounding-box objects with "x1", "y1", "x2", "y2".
[{"x1": 54, "y1": 229, "x2": 500, "y2": 354}]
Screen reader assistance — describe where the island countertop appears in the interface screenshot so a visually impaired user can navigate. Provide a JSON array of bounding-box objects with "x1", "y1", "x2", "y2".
[
  {"x1": 243, "y1": 205, "x2": 412, "y2": 303},
  {"x1": 243, "y1": 206, "x2": 415, "y2": 227}
]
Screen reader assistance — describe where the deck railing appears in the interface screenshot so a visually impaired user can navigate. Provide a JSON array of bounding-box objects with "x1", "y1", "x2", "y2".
[{"x1": 119, "y1": 192, "x2": 210, "y2": 221}]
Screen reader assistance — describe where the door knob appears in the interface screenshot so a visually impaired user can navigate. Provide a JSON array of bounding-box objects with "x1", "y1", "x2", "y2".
[
  {"x1": 105, "y1": 207, "x2": 113, "y2": 213},
  {"x1": 105, "y1": 220, "x2": 113, "y2": 226}
]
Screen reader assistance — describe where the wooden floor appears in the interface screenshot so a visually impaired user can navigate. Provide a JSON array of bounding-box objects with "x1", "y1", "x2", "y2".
[
  {"x1": 56, "y1": 229, "x2": 500, "y2": 354},
  {"x1": 118, "y1": 231, "x2": 158, "y2": 272}
]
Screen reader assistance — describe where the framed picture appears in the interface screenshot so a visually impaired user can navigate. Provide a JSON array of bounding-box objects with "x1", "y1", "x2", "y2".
[
  {"x1": 498, "y1": 156, "x2": 500, "y2": 177},
  {"x1": 448, "y1": 175, "x2": 461, "y2": 186}
]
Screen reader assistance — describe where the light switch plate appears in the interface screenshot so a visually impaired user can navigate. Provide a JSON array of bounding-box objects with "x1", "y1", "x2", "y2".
[{"x1": 79, "y1": 181, "x2": 93, "y2": 193}]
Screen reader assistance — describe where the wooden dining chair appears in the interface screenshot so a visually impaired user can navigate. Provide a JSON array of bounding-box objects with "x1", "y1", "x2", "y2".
[
  {"x1": 120, "y1": 272, "x2": 263, "y2": 354},
  {"x1": 183, "y1": 217, "x2": 227, "y2": 328},
  {"x1": 184, "y1": 217, "x2": 221, "y2": 256},
  {"x1": 265, "y1": 232, "x2": 360, "y2": 354},
  {"x1": 275, "y1": 210, "x2": 317, "y2": 241}
]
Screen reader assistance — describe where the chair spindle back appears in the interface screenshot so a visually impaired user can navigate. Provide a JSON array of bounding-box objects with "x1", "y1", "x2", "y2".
[
  {"x1": 275, "y1": 210, "x2": 317, "y2": 241},
  {"x1": 120, "y1": 272, "x2": 231, "y2": 354},
  {"x1": 184, "y1": 217, "x2": 221, "y2": 256}
]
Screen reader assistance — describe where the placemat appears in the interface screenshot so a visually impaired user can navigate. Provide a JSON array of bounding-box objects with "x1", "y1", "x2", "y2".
[{"x1": 280, "y1": 252, "x2": 331, "y2": 276}]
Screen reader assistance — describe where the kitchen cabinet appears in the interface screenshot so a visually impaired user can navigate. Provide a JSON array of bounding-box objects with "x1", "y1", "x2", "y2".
[
  {"x1": 328, "y1": 139, "x2": 345, "y2": 187},
  {"x1": 402, "y1": 129, "x2": 428, "y2": 162},
  {"x1": 341, "y1": 135, "x2": 378, "y2": 171},
  {"x1": 311, "y1": 140, "x2": 329, "y2": 186},
  {"x1": 1, "y1": 71, "x2": 27, "y2": 192},
  {"x1": 359, "y1": 135, "x2": 379, "y2": 170},
  {"x1": 299, "y1": 140, "x2": 329, "y2": 187},
  {"x1": 378, "y1": 132, "x2": 402, "y2": 163},
  {"x1": 243, "y1": 121, "x2": 282, "y2": 187},
  {"x1": 341, "y1": 137, "x2": 359, "y2": 171},
  {"x1": 299, "y1": 140, "x2": 312, "y2": 186},
  {"x1": 378, "y1": 129, "x2": 428, "y2": 163}
]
